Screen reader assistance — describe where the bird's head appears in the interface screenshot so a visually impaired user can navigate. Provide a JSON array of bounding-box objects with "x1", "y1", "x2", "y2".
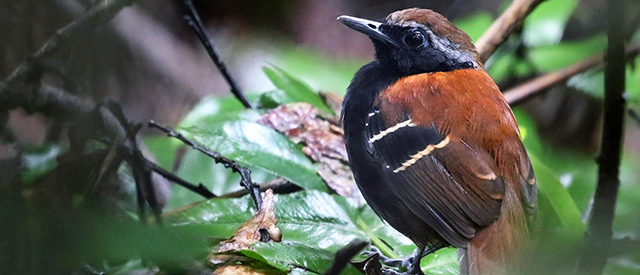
[{"x1": 338, "y1": 8, "x2": 480, "y2": 76}]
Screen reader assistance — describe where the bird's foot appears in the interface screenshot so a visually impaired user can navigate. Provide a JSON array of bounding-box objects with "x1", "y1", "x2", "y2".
[
  {"x1": 361, "y1": 246, "x2": 426, "y2": 275},
  {"x1": 361, "y1": 246, "x2": 414, "y2": 270},
  {"x1": 380, "y1": 267, "x2": 425, "y2": 275}
]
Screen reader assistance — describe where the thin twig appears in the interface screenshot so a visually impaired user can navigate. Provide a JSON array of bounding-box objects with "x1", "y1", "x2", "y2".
[
  {"x1": 219, "y1": 178, "x2": 296, "y2": 198},
  {"x1": 576, "y1": 0, "x2": 626, "y2": 273},
  {"x1": 323, "y1": 239, "x2": 369, "y2": 275},
  {"x1": 178, "y1": 0, "x2": 254, "y2": 109},
  {"x1": 475, "y1": 0, "x2": 544, "y2": 63},
  {"x1": 504, "y1": 42, "x2": 640, "y2": 105},
  {"x1": 145, "y1": 160, "x2": 216, "y2": 199},
  {"x1": 148, "y1": 120, "x2": 262, "y2": 208}
]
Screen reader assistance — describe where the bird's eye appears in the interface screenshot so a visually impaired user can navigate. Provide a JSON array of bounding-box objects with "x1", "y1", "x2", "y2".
[{"x1": 403, "y1": 31, "x2": 425, "y2": 48}]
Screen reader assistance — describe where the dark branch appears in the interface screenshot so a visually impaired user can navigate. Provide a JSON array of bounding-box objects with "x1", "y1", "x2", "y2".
[
  {"x1": 503, "y1": 42, "x2": 640, "y2": 105},
  {"x1": 148, "y1": 120, "x2": 262, "y2": 208},
  {"x1": 219, "y1": 178, "x2": 300, "y2": 198},
  {"x1": 323, "y1": 239, "x2": 369, "y2": 275},
  {"x1": 178, "y1": 0, "x2": 254, "y2": 109},
  {"x1": 475, "y1": 0, "x2": 544, "y2": 63},
  {"x1": 145, "y1": 160, "x2": 216, "y2": 199},
  {"x1": 576, "y1": 0, "x2": 626, "y2": 273}
]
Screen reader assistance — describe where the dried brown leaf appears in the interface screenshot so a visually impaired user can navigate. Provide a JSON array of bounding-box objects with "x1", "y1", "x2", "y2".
[
  {"x1": 208, "y1": 189, "x2": 281, "y2": 267},
  {"x1": 258, "y1": 103, "x2": 363, "y2": 202}
]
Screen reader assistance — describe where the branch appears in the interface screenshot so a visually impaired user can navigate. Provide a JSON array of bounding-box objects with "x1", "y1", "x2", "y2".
[
  {"x1": 178, "y1": 0, "x2": 254, "y2": 109},
  {"x1": 475, "y1": 0, "x2": 544, "y2": 63},
  {"x1": 148, "y1": 120, "x2": 262, "y2": 208},
  {"x1": 323, "y1": 239, "x2": 369, "y2": 275},
  {"x1": 0, "y1": 0, "x2": 136, "y2": 109},
  {"x1": 218, "y1": 178, "x2": 300, "y2": 198},
  {"x1": 144, "y1": 158, "x2": 216, "y2": 199},
  {"x1": 576, "y1": 0, "x2": 626, "y2": 273},
  {"x1": 504, "y1": 42, "x2": 640, "y2": 105}
]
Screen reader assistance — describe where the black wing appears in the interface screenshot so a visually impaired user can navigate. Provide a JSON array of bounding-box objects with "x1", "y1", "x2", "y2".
[{"x1": 364, "y1": 103, "x2": 504, "y2": 247}]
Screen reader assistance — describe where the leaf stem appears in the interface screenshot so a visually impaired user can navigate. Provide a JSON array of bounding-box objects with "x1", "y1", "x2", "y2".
[{"x1": 356, "y1": 217, "x2": 399, "y2": 259}]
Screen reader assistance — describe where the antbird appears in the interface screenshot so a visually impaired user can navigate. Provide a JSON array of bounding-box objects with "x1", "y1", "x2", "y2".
[{"x1": 339, "y1": 8, "x2": 537, "y2": 275}]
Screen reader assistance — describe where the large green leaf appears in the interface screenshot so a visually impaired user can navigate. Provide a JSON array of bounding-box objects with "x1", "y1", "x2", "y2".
[
  {"x1": 522, "y1": 0, "x2": 578, "y2": 47},
  {"x1": 241, "y1": 242, "x2": 361, "y2": 275},
  {"x1": 164, "y1": 191, "x2": 459, "y2": 274},
  {"x1": 179, "y1": 96, "x2": 249, "y2": 128},
  {"x1": 262, "y1": 65, "x2": 334, "y2": 114},
  {"x1": 182, "y1": 110, "x2": 327, "y2": 192},
  {"x1": 530, "y1": 155, "x2": 586, "y2": 235}
]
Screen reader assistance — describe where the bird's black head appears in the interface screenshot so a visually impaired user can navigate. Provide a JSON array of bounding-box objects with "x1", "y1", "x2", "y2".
[{"x1": 338, "y1": 8, "x2": 480, "y2": 76}]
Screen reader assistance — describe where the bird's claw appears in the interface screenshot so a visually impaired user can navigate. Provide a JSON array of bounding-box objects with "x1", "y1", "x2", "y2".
[{"x1": 361, "y1": 246, "x2": 425, "y2": 274}]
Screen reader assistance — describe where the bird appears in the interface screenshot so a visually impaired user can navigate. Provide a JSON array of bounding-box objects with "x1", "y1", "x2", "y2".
[{"x1": 338, "y1": 8, "x2": 537, "y2": 275}]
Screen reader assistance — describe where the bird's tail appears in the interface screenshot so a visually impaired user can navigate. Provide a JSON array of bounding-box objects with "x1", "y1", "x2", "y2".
[{"x1": 460, "y1": 188, "x2": 530, "y2": 275}]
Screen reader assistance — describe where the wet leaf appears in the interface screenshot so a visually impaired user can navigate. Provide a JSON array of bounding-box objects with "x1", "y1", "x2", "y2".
[
  {"x1": 240, "y1": 242, "x2": 361, "y2": 275},
  {"x1": 182, "y1": 109, "x2": 327, "y2": 192}
]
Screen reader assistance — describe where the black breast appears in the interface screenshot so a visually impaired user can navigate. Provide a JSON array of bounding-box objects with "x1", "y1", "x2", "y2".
[{"x1": 342, "y1": 62, "x2": 443, "y2": 247}]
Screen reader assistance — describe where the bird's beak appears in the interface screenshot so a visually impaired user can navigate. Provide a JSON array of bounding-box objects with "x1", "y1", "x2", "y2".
[{"x1": 337, "y1": 15, "x2": 398, "y2": 46}]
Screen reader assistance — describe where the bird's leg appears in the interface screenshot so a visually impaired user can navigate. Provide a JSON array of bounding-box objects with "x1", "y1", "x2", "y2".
[
  {"x1": 366, "y1": 242, "x2": 447, "y2": 275},
  {"x1": 362, "y1": 246, "x2": 407, "y2": 268},
  {"x1": 406, "y1": 246, "x2": 427, "y2": 275}
]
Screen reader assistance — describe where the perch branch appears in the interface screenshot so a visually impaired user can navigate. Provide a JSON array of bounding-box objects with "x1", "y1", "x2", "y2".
[
  {"x1": 504, "y1": 41, "x2": 640, "y2": 105},
  {"x1": 576, "y1": 0, "x2": 626, "y2": 273},
  {"x1": 178, "y1": 0, "x2": 254, "y2": 109},
  {"x1": 323, "y1": 239, "x2": 369, "y2": 275},
  {"x1": 148, "y1": 120, "x2": 262, "y2": 208},
  {"x1": 218, "y1": 178, "x2": 299, "y2": 198},
  {"x1": 145, "y1": 160, "x2": 216, "y2": 199},
  {"x1": 476, "y1": 0, "x2": 544, "y2": 63}
]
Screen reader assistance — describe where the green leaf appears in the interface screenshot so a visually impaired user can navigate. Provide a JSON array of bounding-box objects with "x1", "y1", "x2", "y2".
[
  {"x1": 530, "y1": 155, "x2": 586, "y2": 235},
  {"x1": 179, "y1": 96, "x2": 249, "y2": 128},
  {"x1": 241, "y1": 242, "x2": 361, "y2": 275},
  {"x1": 183, "y1": 110, "x2": 327, "y2": 192},
  {"x1": 273, "y1": 47, "x2": 363, "y2": 95},
  {"x1": 263, "y1": 65, "x2": 334, "y2": 114},
  {"x1": 258, "y1": 89, "x2": 290, "y2": 109},
  {"x1": 166, "y1": 149, "x2": 275, "y2": 210},
  {"x1": 567, "y1": 55, "x2": 640, "y2": 103},
  {"x1": 528, "y1": 34, "x2": 607, "y2": 72},
  {"x1": 143, "y1": 136, "x2": 181, "y2": 170},
  {"x1": 454, "y1": 12, "x2": 494, "y2": 42},
  {"x1": 522, "y1": 0, "x2": 578, "y2": 47},
  {"x1": 164, "y1": 191, "x2": 459, "y2": 274},
  {"x1": 163, "y1": 194, "x2": 255, "y2": 239},
  {"x1": 421, "y1": 247, "x2": 460, "y2": 275},
  {"x1": 20, "y1": 144, "x2": 65, "y2": 184}
]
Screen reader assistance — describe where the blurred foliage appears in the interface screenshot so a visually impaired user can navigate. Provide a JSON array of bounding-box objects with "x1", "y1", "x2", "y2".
[{"x1": 4, "y1": 0, "x2": 640, "y2": 274}]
